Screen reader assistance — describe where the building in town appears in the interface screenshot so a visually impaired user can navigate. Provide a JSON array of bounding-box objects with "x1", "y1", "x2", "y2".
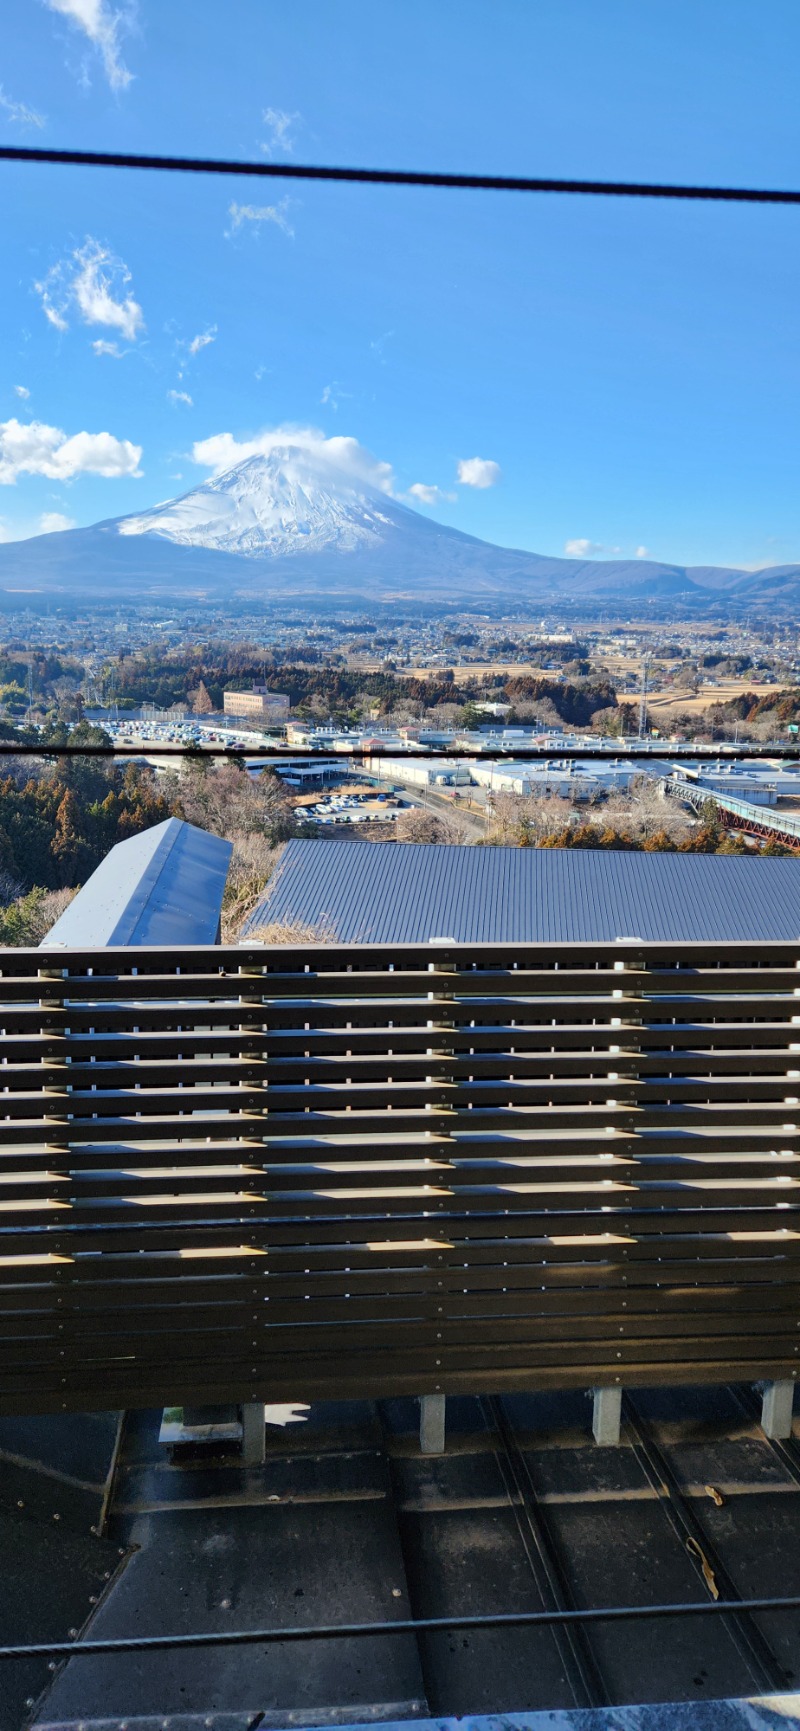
[{"x1": 223, "y1": 684, "x2": 290, "y2": 721}]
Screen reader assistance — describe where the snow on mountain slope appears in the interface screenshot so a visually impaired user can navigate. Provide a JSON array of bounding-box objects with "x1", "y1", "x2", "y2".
[
  {"x1": 0, "y1": 443, "x2": 798, "y2": 611},
  {"x1": 117, "y1": 446, "x2": 428, "y2": 558}
]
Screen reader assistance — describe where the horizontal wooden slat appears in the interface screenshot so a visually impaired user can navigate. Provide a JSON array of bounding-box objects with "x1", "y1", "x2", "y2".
[{"x1": 4, "y1": 937, "x2": 800, "y2": 1413}]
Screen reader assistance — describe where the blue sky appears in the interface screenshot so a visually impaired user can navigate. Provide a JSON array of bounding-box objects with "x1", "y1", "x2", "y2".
[{"x1": 2, "y1": 0, "x2": 800, "y2": 569}]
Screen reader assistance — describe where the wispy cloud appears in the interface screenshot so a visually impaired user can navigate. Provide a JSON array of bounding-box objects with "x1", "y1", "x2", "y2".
[
  {"x1": 36, "y1": 239, "x2": 144, "y2": 341},
  {"x1": 39, "y1": 510, "x2": 76, "y2": 533},
  {"x1": 261, "y1": 106, "x2": 301, "y2": 158},
  {"x1": 43, "y1": 0, "x2": 135, "y2": 91},
  {"x1": 635, "y1": 545, "x2": 649, "y2": 559},
  {"x1": 92, "y1": 338, "x2": 123, "y2": 357},
  {"x1": 369, "y1": 330, "x2": 393, "y2": 364},
  {"x1": 188, "y1": 326, "x2": 217, "y2": 357},
  {"x1": 320, "y1": 382, "x2": 352, "y2": 413},
  {"x1": 226, "y1": 200, "x2": 294, "y2": 239},
  {"x1": 13, "y1": 385, "x2": 30, "y2": 401},
  {"x1": 0, "y1": 416, "x2": 142, "y2": 483},
  {"x1": 407, "y1": 482, "x2": 456, "y2": 507},
  {"x1": 0, "y1": 86, "x2": 45, "y2": 127},
  {"x1": 167, "y1": 388, "x2": 193, "y2": 407},
  {"x1": 457, "y1": 456, "x2": 501, "y2": 489}
]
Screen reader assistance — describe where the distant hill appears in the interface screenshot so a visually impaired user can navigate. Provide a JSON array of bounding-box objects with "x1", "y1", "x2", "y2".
[{"x1": 0, "y1": 444, "x2": 796, "y2": 612}]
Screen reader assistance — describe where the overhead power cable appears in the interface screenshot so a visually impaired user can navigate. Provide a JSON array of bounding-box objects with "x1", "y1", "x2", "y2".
[
  {"x1": 2, "y1": 144, "x2": 800, "y2": 205},
  {"x1": 0, "y1": 744, "x2": 798, "y2": 763}
]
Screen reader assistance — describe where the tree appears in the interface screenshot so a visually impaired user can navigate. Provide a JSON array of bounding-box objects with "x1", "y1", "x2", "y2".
[
  {"x1": 394, "y1": 808, "x2": 460, "y2": 844},
  {"x1": 190, "y1": 681, "x2": 215, "y2": 715},
  {"x1": 52, "y1": 787, "x2": 93, "y2": 885},
  {"x1": 488, "y1": 791, "x2": 573, "y2": 846},
  {"x1": 221, "y1": 834, "x2": 285, "y2": 941},
  {"x1": 175, "y1": 761, "x2": 296, "y2": 845},
  {"x1": 0, "y1": 885, "x2": 77, "y2": 945}
]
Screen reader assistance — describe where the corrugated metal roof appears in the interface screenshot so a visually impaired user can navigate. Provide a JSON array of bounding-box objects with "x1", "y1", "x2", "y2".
[
  {"x1": 42, "y1": 818, "x2": 232, "y2": 948},
  {"x1": 244, "y1": 838, "x2": 800, "y2": 944}
]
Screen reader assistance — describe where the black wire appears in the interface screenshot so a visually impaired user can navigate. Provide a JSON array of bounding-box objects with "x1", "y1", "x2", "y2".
[
  {"x1": 4, "y1": 1593, "x2": 800, "y2": 1660},
  {"x1": 2, "y1": 145, "x2": 800, "y2": 204},
  {"x1": 0, "y1": 743, "x2": 797, "y2": 761}
]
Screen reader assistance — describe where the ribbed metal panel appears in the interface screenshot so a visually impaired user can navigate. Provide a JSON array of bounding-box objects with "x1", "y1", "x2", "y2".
[
  {"x1": 43, "y1": 819, "x2": 232, "y2": 948},
  {"x1": 245, "y1": 841, "x2": 800, "y2": 944},
  {"x1": 3, "y1": 937, "x2": 800, "y2": 1415}
]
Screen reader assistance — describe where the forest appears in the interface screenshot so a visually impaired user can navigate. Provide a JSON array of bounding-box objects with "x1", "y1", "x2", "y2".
[{"x1": 0, "y1": 639, "x2": 617, "y2": 730}]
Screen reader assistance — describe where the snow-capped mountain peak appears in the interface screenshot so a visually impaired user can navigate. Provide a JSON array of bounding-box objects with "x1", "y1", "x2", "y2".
[{"x1": 117, "y1": 446, "x2": 404, "y2": 558}]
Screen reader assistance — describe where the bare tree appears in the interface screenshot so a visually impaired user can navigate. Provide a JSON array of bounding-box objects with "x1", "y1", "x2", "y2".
[
  {"x1": 0, "y1": 867, "x2": 24, "y2": 906},
  {"x1": 487, "y1": 791, "x2": 574, "y2": 845},
  {"x1": 423, "y1": 703, "x2": 466, "y2": 729},
  {"x1": 174, "y1": 761, "x2": 295, "y2": 843},
  {"x1": 220, "y1": 834, "x2": 285, "y2": 942},
  {"x1": 394, "y1": 808, "x2": 460, "y2": 844},
  {"x1": 508, "y1": 696, "x2": 564, "y2": 727},
  {"x1": 599, "y1": 777, "x2": 693, "y2": 844}
]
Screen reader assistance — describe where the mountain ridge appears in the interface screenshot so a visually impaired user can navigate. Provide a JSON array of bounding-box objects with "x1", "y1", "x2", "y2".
[{"x1": 0, "y1": 444, "x2": 796, "y2": 612}]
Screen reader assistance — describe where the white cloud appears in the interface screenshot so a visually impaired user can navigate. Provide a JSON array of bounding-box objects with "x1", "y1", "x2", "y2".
[
  {"x1": 13, "y1": 385, "x2": 30, "y2": 400},
  {"x1": 0, "y1": 87, "x2": 45, "y2": 127},
  {"x1": 261, "y1": 106, "x2": 301, "y2": 158},
  {"x1": 226, "y1": 200, "x2": 294, "y2": 239},
  {"x1": 191, "y1": 425, "x2": 395, "y2": 494},
  {"x1": 36, "y1": 239, "x2": 144, "y2": 341},
  {"x1": 92, "y1": 338, "x2": 122, "y2": 357},
  {"x1": 407, "y1": 482, "x2": 457, "y2": 507},
  {"x1": 188, "y1": 326, "x2": 217, "y2": 357},
  {"x1": 43, "y1": 0, "x2": 134, "y2": 91},
  {"x1": 564, "y1": 538, "x2": 604, "y2": 557},
  {"x1": 167, "y1": 389, "x2": 193, "y2": 407},
  {"x1": 635, "y1": 544, "x2": 649, "y2": 559},
  {"x1": 39, "y1": 511, "x2": 76, "y2": 533},
  {"x1": 457, "y1": 456, "x2": 501, "y2": 489},
  {"x1": 0, "y1": 417, "x2": 142, "y2": 483}
]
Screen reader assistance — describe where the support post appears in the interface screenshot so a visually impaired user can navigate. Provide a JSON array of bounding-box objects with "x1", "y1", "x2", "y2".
[
  {"x1": 420, "y1": 1393, "x2": 446, "y2": 1455},
  {"x1": 760, "y1": 1380, "x2": 795, "y2": 1440},
  {"x1": 240, "y1": 1402, "x2": 266, "y2": 1465},
  {"x1": 592, "y1": 1385, "x2": 622, "y2": 1446}
]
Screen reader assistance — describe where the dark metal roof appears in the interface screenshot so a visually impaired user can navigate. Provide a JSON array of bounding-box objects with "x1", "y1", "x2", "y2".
[
  {"x1": 41, "y1": 817, "x2": 232, "y2": 948},
  {"x1": 245, "y1": 838, "x2": 800, "y2": 944}
]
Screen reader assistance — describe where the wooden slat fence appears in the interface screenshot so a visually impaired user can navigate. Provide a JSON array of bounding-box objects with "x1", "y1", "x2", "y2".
[{"x1": 2, "y1": 939, "x2": 800, "y2": 1414}]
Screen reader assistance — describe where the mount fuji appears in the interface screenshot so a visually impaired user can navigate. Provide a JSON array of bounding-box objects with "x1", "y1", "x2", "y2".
[{"x1": 0, "y1": 443, "x2": 799, "y2": 612}]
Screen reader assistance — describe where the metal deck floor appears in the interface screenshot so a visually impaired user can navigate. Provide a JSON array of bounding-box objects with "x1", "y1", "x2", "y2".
[{"x1": 16, "y1": 1386, "x2": 800, "y2": 1729}]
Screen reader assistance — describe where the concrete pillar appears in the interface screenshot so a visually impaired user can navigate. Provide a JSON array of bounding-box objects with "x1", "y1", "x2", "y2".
[
  {"x1": 420, "y1": 1393, "x2": 446, "y2": 1455},
  {"x1": 240, "y1": 1402, "x2": 266, "y2": 1464},
  {"x1": 760, "y1": 1380, "x2": 795, "y2": 1440},
  {"x1": 592, "y1": 1385, "x2": 622, "y2": 1446}
]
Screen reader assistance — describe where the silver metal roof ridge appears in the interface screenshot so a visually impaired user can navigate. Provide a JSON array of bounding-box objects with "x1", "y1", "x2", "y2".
[{"x1": 40, "y1": 816, "x2": 232, "y2": 948}]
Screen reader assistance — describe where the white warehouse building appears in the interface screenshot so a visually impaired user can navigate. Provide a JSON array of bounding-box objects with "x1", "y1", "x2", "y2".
[
  {"x1": 365, "y1": 755, "x2": 641, "y2": 799},
  {"x1": 471, "y1": 759, "x2": 641, "y2": 798},
  {"x1": 363, "y1": 756, "x2": 473, "y2": 789}
]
